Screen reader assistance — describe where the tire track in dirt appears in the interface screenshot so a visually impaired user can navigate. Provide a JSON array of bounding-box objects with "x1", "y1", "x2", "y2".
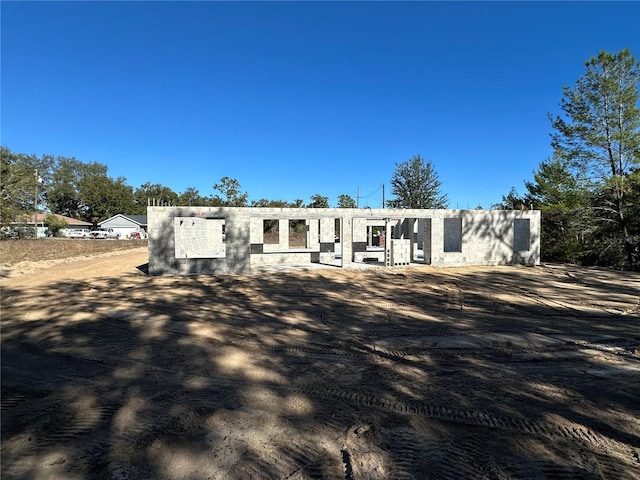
[
  {"x1": 267, "y1": 339, "x2": 625, "y2": 366},
  {"x1": 277, "y1": 293, "x2": 413, "y2": 310},
  {"x1": 1, "y1": 402, "x2": 63, "y2": 479},
  {"x1": 16, "y1": 323, "x2": 638, "y2": 474},
  {"x1": 379, "y1": 427, "x2": 480, "y2": 480},
  {"x1": 349, "y1": 327, "x2": 466, "y2": 337},
  {"x1": 291, "y1": 387, "x2": 637, "y2": 462},
  {"x1": 34, "y1": 404, "x2": 109, "y2": 448},
  {"x1": 1, "y1": 393, "x2": 124, "y2": 477},
  {"x1": 0, "y1": 393, "x2": 28, "y2": 413},
  {"x1": 4, "y1": 370, "x2": 638, "y2": 479}
]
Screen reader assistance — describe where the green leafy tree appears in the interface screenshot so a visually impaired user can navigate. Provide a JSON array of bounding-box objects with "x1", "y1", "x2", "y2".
[
  {"x1": 213, "y1": 177, "x2": 248, "y2": 206},
  {"x1": 46, "y1": 157, "x2": 104, "y2": 218},
  {"x1": 550, "y1": 48, "x2": 640, "y2": 267},
  {"x1": 337, "y1": 194, "x2": 357, "y2": 208},
  {"x1": 1, "y1": 147, "x2": 53, "y2": 225},
  {"x1": 625, "y1": 170, "x2": 640, "y2": 266},
  {"x1": 178, "y1": 187, "x2": 210, "y2": 206},
  {"x1": 47, "y1": 158, "x2": 135, "y2": 221},
  {"x1": 1, "y1": 147, "x2": 27, "y2": 225},
  {"x1": 251, "y1": 199, "x2": 292, "y2": 208},
  {"x1": 2, "y1": 149, "x2": 141, "y2": 225},
  {"x1": 387, "y1": 155, "x2": 448, "y2": 208},
  {"x1": 308, "y1": 194, "x2": 329, "y2": 208},
  {"x1": 527, "y1": 157, "x2": 595, "y2": 263},
  {"x1": 45, "y1": 214, "x2": 68, "y2": 236},
  {"x1": 492, "y1": 187, "x2": 529, "y2": 210},
  {"x1": 133, "y1": 182, "x2": 179, "y2": 213},
  {"x1": 79, "y1": 174, "x2": 135, "y2": 222},
  {"x1": 525, "y1": 156, "x2": 587, "y2": 210}
]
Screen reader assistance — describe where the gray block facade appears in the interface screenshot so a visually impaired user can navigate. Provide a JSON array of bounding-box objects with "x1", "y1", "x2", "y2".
[{"x1": 147, "y1": 207, "x2": 540, "y2": 275}]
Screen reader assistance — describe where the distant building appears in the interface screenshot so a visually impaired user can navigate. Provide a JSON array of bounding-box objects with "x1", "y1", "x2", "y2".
[
  {"x1": 11, "y1": 213, "x2": 92, "y2": 238},
  {"x1": 99, "y1": 214, "x2": 148, "y2": 239}
]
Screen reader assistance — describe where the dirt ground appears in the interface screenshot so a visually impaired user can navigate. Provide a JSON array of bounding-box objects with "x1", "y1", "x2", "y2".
[{"x1": 1, "y1": 245, "x2": 639, "y2": 479}]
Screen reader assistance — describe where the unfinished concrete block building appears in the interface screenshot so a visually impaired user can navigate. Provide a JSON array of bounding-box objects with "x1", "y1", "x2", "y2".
[{"x1": 147, "y1": 206, "x2": 540, "y2": 275}]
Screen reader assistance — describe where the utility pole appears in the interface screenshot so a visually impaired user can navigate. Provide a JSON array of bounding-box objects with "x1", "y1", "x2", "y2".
[
  {"x1": 34, "y1": 169, "x2": 39, "y2": 238},
  {"x1": 356, "y1": 187, "x2": 359, "y2": 209},
  {"x1": 382, "y1": 184, "x2": 385, "y2": 208}
]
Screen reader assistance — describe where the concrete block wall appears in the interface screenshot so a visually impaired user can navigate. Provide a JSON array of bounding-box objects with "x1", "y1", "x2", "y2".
[
  {"x1": 342, "y1": 217, "x2": 353, "y2": 268},
  {"x1": 250, "y1": 217, "x2": 263, "y2": 244},
  {"x1": 307, "y1": 219, "x2": 320, "y2": 250},
  {"x1": 352, "y1": 218, "x2": 368, "y2": 243},
  {"x1": 148, "y1": 206, "x2": 250, "y2": 275},
  {"x1": 174, "y1": 216, "x2": 225, "y2": 258},
  {"x1": 277, "y1": 219, "x2": 289, "y2": 251},
  {"x1": 422, "y1": 219, "x2": 432, "y2": 264},
  {"x1": 148, "y1": 206, "x2": 540, "y2": 275},
  {"x1": 251, "y1": 251, "x2": 314, "y2": 266},
  {"x1": 319, "y1": 217, "x2": 335, "y2": 264},
  {"x1": 427, "y1": 210, "x2": 540, "y2": 267},
  {"x1": 174, "y1": 216, "x2": 207, "y2": 258},
  {"x1": 390, "y1": 239, "x2": 411, "y2": 266},
  {"x1": 207, "y1": 219, "x2": 225, "y2": 253}
]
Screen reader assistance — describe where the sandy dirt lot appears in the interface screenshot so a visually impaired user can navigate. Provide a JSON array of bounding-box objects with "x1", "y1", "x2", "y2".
[{"x1": 1, "y1": 246, "x2": 639, "y2": 479}]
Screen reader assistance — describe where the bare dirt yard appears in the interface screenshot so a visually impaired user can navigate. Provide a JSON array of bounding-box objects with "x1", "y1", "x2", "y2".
[{"x1": 1, "y1": 241, "x2": 639, "y2": 479}]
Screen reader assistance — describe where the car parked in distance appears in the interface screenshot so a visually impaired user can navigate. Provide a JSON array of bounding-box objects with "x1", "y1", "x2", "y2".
[
  {"x1": 73, "y1": 229, "x2": 93, "y2": 239},
  {"x1": 62, "y1": 228, "x2": 92, "y2": 239},
  {"x1": 1, "y1": 226, "x2": 20, "y2": 239},
  {"x1": 90, "y1": 228, "x2": 120, "y2": 239}
]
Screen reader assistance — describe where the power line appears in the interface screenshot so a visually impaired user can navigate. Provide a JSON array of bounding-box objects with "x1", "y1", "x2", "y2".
[
  {"x1": 357, "y1": 184, "x2": 385, "y2": 208},
  {"x1": 359, "y1": 185, "x2": 382, "y2": 198}
]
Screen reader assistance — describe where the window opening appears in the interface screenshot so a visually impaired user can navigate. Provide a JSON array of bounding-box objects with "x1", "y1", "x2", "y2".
[
  {"x1": 513, "y1": 218, "x2": 531, "y2": 251},
  {"x1": 444, "y1": 217, "x2": 462, "y2": 253},
  {"x1": 263, "y1": 219, "x2": 279, "y2": 244}
]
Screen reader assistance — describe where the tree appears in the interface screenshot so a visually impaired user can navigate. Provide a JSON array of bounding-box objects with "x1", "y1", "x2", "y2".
[
  {"x1": 46, "y1": 157, "x2": 104, "y2": 218},
  {"x1": 387, "y1": 155, "x2": 448, "y2": 208},
  {"x1": 525, "y1": 156, "x2": 586, "y2": 210},
  {"x1": 527, "y1": 156, "x2": 594, "y2": 263},
  {"x1": 492, "y1": 187, "x2": 529, "y2": 210},
  {"x1": 79, "y1": 174, "x2": 134, "y2": 222},
  {"x1": 133, "y1": 183, "x2": 178, "y2": 213},
  {"x1": 178, "y1": 187, "x2": 209, "y2": 206},
  {"x1": 1, "y1": 147, "x2": 30, "y2": 225},
  {"x1": 625, "y1": 170, "x2": 640, "y2": 265},
  {"x1": 1, "y1": 147, "x2": 53, "y2": 225},
  {"x1": 46, "y1": 214, "x2": 68, "y2": 237},
  {"x1": 213, "y1": 177, "x2": 248, "y2": 206},
  {"x1": 550, "y1": 48, "x2": 640, "y2": 267},
  {"x1": 47, "y1": 158, "x2": 135, "y2": 222},
  {"x1": 251, "y1": 199, "x2": 292, "y2": 208},
  {"x1": 307, "y1": 194, "x2": 329, "y2": 208},
  {"x1": 337, "y1": 194, "x2": 357, "y2": 208}
]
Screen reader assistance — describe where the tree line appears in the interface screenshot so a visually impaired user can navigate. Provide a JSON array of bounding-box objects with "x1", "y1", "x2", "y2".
[
  {"x1": 494, "y1": 49, "x2": 639, "y2": 270},
  {"x1": 0, "y1": 149, "x2": 368, "y2": 225},
  {"x1": 2, "y1": 49, "x2": 638, "y2": 268},
  {"x1": 1, "y1": 146, "x2": 444, "y2": 225},
  {"x1": 0, "y1": 147, "x2": 447, "y2": 227}
]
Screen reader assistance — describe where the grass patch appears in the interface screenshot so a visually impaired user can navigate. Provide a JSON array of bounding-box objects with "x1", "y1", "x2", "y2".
[{"x1": 0, "y1": 238, "x2": 148, "y2": 265}]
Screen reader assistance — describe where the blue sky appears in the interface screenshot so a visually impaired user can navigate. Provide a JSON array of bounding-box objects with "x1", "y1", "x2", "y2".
[{"x1": 2, "y1": 1, "x2": 639, "y2": 208}]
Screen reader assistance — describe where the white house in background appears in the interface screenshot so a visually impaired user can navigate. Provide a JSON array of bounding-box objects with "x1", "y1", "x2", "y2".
[
  {"x1": 12, "y1": 213, "x2": 92, "y2": 238},
  {"x1": 99, "y1": 214, "x2": 148, "y2": 239}
]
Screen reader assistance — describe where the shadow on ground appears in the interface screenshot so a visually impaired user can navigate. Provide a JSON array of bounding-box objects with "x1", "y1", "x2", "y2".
[{"x1": 2, "y1": 264, "x2": 640, "y2": 479}]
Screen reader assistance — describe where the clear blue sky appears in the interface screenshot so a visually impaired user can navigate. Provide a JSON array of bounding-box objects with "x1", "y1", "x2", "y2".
[{"x1": 2, "y1": 1, "x2": 639, "y2": 208}]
